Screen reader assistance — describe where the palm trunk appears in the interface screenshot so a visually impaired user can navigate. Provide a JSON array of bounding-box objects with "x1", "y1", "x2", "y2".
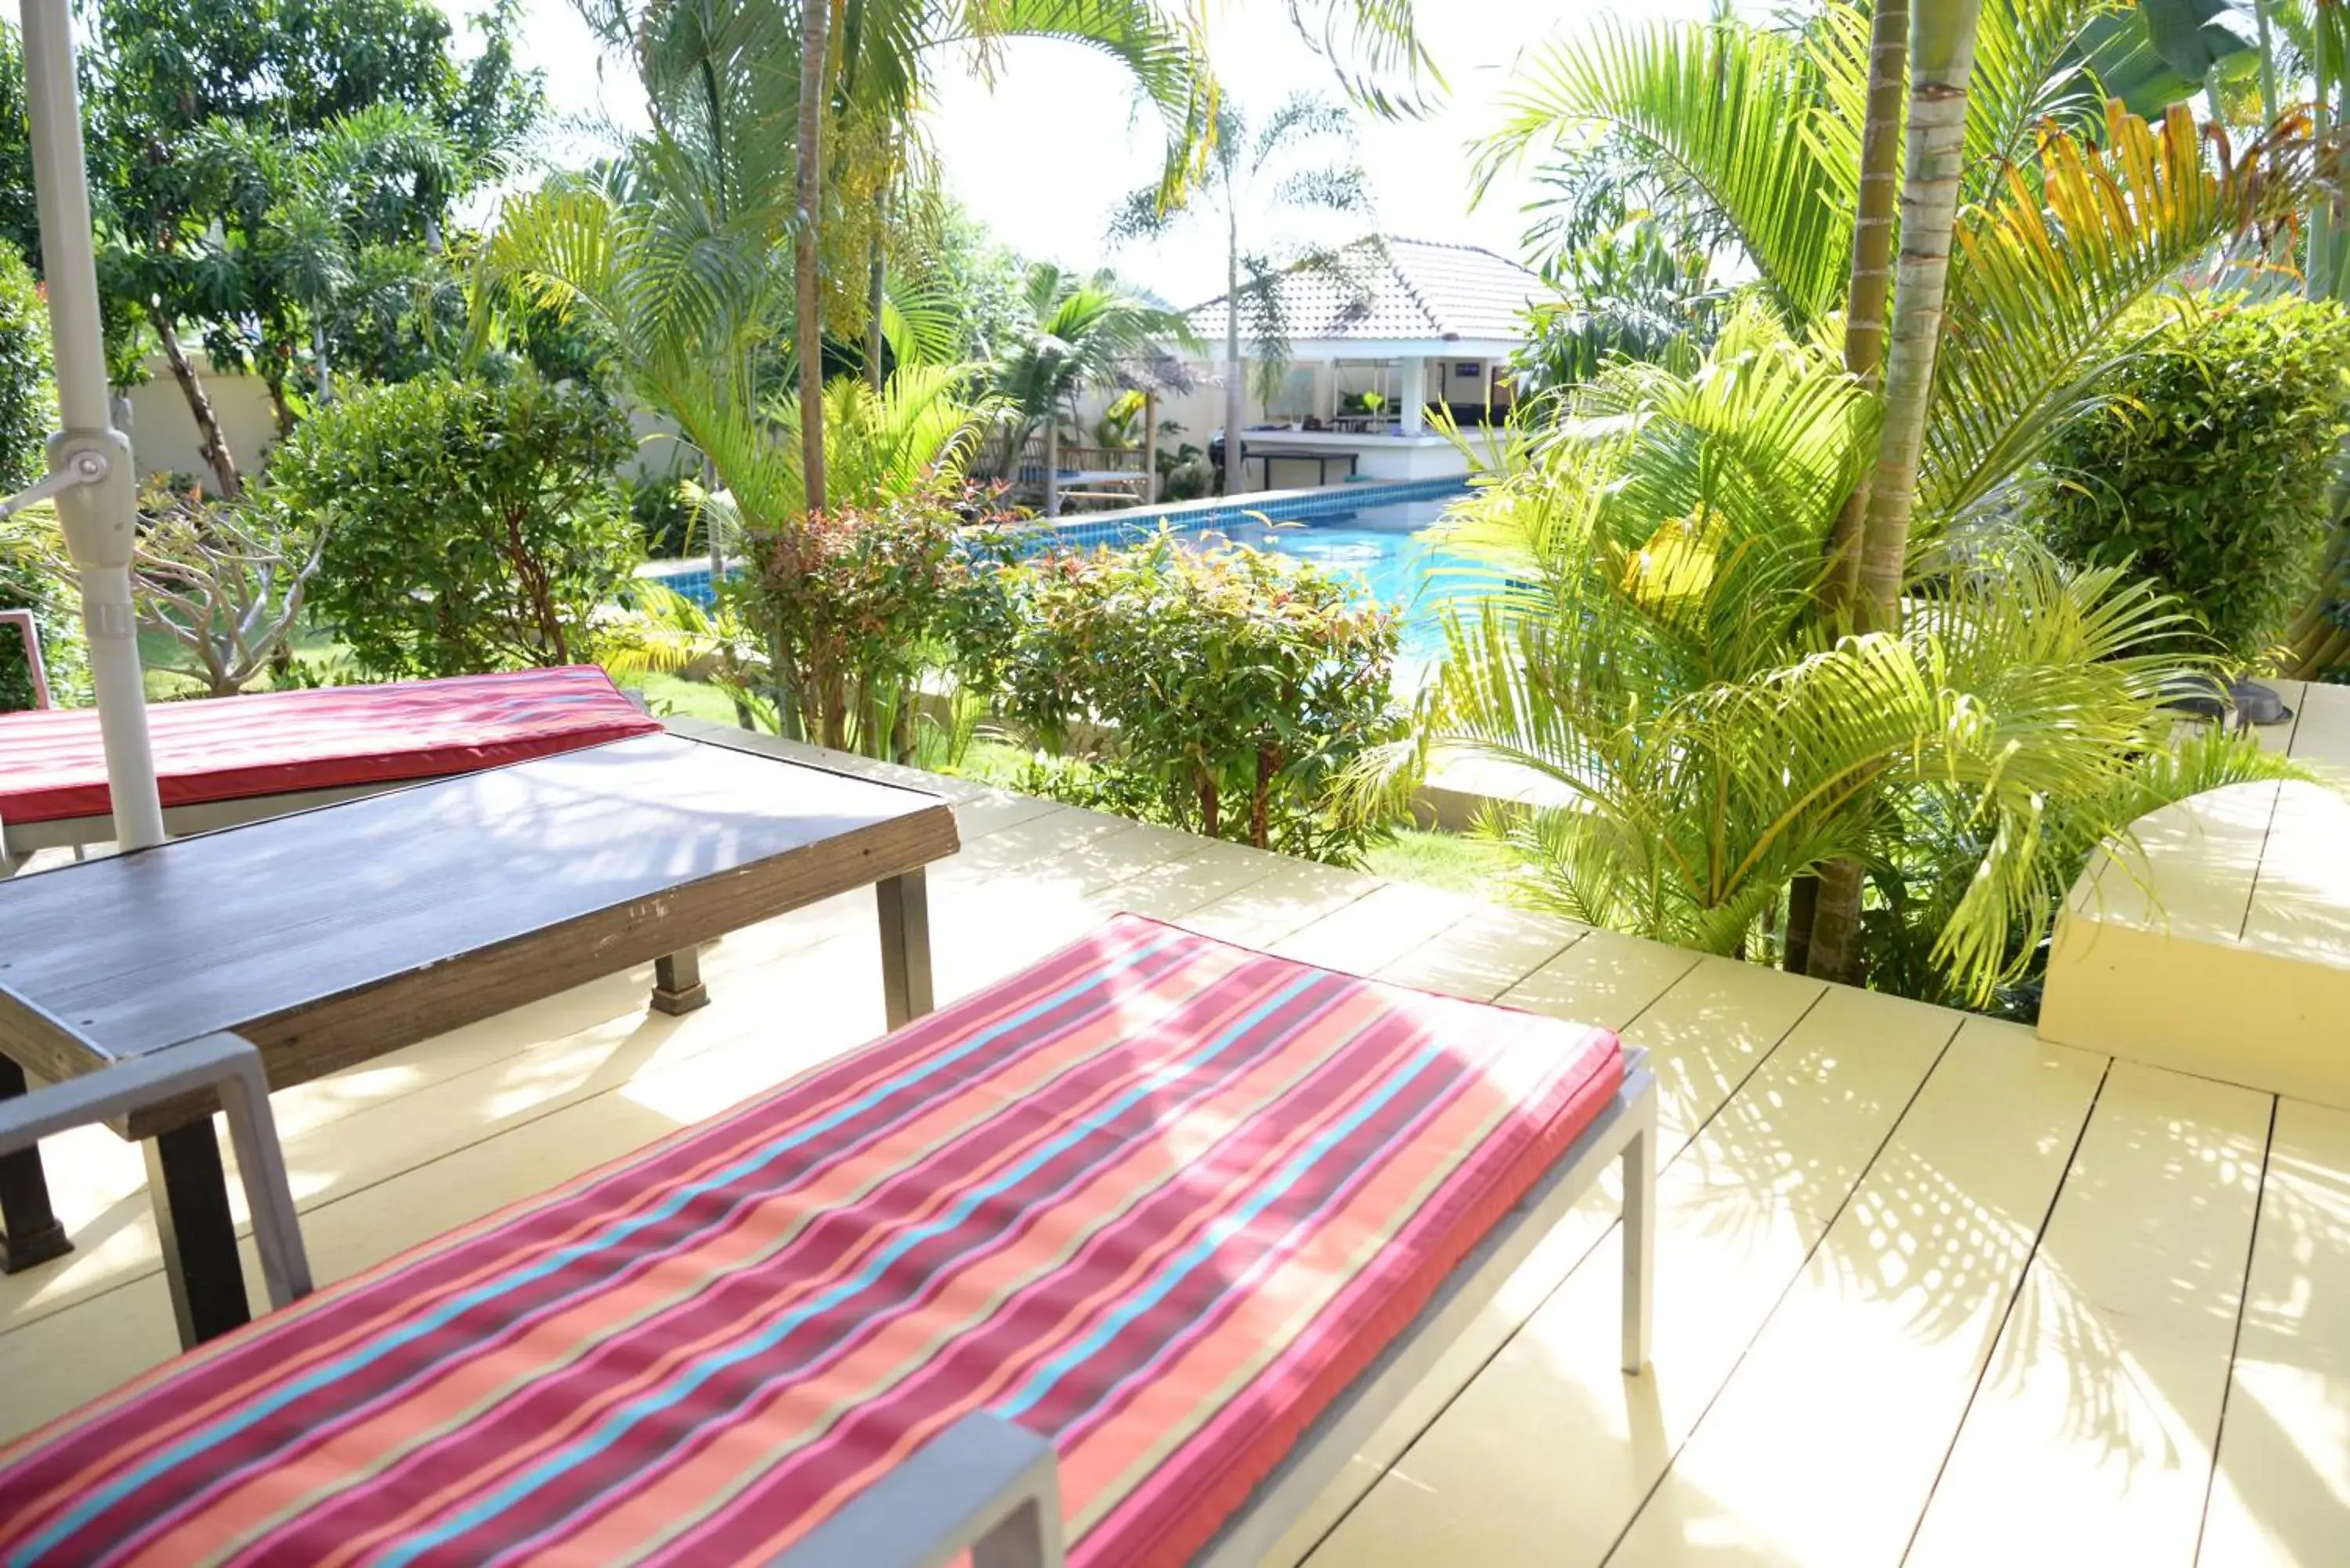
[
  {"x1": 1810, "y1": 0, "x2": 1983, "y2": 988},
  {"x1": 865, "y1": 171, "x2": 890, "y2": 392},
  {"x1": 1222, "y1": 209, "x2": 1244, "y2": 497},
  {"x1": 1819, "y1": 0, "x2": 1908, "y2": 612},
  {"x1": 1852, "y1": 2, "x2": 1982, "y2": 624},
  {"x1": 2315, "y1": 32, "x2": 2337, "y2": 302},
  {"x1": 794, "y1": 0, "x2": 830, "y2": 516},
  {"x1": 865, "y1": 231, "x2": 887, "y2": 391},
  {"x1": 153, "y1": 309, "x2": 243, "y2": 500},
  {"x1": 2254, "y1": 0, "x2": 2280, "y2": 122},
  {"x1": 1791, "y1": 0, "x2": 1907, "y2": 977}
]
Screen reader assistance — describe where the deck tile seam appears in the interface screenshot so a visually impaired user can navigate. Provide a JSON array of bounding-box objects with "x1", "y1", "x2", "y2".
[
  {"x1": 1891, "y1": 1052, "x2": 2117, "y2": 1568},
  {"x1": 1224, "y1": 879, "x2": 1391, "y2": 952},
  {"x1": 1592, "y1": 1001, "x2": 1969, "y2": 1567},
  {"x1": 1496, "y1": 945, "x2": 1706, "y2": 1020},
  {"x1": 1294, "y1": 970, "x2": 1839, "y2": 1568},
  {"x1": 2189, "y1": 1091, "x2": 2282, "y2": 1568},
  {"x1": 2236, "y1": 777, "x2": 2293, "y2": 945}
]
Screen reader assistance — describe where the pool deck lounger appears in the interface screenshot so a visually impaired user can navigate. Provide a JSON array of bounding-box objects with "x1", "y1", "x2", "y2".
[
  {"x1": 0, "y1": 914, "x2": 1655, "y2": 1568},
  {"x1": 0, "y1": 664, "x2": 661, "y2": 874}
]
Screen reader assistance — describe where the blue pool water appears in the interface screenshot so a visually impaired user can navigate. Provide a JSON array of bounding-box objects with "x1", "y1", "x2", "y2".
[
  {"x1": 1187, "y1": 498, "x2": 1484, "y2": 666},
  {"x1": 644, "y1": 486, "x2": 1486, "y2": 670}
]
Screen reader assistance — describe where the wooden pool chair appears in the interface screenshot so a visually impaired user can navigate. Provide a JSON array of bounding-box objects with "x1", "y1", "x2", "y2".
[
  {"x1": 0, "y1": 663, "x2": 660, "y2": 875},
  {"x1": 0, "y1": 915, "x2": 1655, "y2": 1567}
]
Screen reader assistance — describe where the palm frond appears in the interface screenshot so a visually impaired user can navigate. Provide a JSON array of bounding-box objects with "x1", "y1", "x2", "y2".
[
  {"x1": 1926, "y1": 102, "x2": 2316, "y2": 526},
  {"x1": 1480, "y1": 16, "x2": 1856, "y2": 330}
]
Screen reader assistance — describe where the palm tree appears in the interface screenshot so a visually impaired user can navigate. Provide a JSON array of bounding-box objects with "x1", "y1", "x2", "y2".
[
  {"x1": 1109, "y1": 95, "x2": 1374, "y2": 496},
  {"x1": 1853, "y1": 2, "x2": 1987, "y2": 627},
  {"x1": 1354, "y1": 311, "x2": 2293, "y2": 1009},
  {"x1": 1784, "y1": 0, "x2": 1907, "y2": 977},
  {"x1": 569, "y1": 0, "x2": 1213, "y2": 513},
  {"x1": 1805, "y1": 1, "x2": 1987, "y2": 988},
  {"x1": 794, "y1": 0, "x2": 829, "y2": 513},
  {"x1": 988, "y1": 263, "x2": 1192, "y2": 509},
  {"x1": 1461, "y1": 2, "x2": 2315, "y2": 990}
]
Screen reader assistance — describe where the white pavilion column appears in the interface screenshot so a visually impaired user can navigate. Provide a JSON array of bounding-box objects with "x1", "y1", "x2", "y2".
[{"x1": 1399, "y1": 356, "x2": 1426, "y2": 435}]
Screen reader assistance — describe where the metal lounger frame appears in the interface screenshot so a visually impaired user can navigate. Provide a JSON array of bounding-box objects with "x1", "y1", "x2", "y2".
[
  {"x1": 0, "y1": 1003, "x2": 1652, "y2": 1568},
  {"x1": 775, "y1": 1050, "x2": 1660, "y2": 1568},
  {"x1": 0, "y1": 1032, "x2": 311, "y2": 1312}
]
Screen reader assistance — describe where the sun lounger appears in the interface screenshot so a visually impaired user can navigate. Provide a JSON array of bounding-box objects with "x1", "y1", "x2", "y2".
[
  {"x1": 0, "y1": 664, "x2": 661, "y2": 873},
  {"x1": 0, "y1": 914, "x2": 1654, "y2": 1566}
]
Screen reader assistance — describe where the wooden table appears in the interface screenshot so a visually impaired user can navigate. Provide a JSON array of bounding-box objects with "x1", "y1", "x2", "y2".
[{"x1": 0, "y1": 727, "x2": 960, "y2": 1346}]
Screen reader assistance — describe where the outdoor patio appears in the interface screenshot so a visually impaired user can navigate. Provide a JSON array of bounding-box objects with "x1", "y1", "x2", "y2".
[{"x1": 0, "y1": 717, "x2": 2340, "y2": 1567}]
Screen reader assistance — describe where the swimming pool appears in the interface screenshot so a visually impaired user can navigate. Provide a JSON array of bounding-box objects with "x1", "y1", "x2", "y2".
[
  {"x1": 1184, "y1": 497, "x2": 1484, "y2": 666},
  {"x1": 641, "y1": 482, "x2": 1488, "y2": 669}
]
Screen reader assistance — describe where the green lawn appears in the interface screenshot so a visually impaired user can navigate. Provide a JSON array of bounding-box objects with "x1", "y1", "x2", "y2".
[{"x1": 1364, "y1": 828, "x2": 1518, "y2": 898}]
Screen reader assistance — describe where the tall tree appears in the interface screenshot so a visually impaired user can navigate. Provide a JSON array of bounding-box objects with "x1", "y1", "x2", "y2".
[
  {"x1": 61, "y1": 0, "x2": 541, "y2": 497},
  {"x1": 1853, "y1": 2, "x2": 1987, "y2": 625},
  {"x1": 1109, "y1": 95, "x2": 1373, "y2": 496},
  {"x1": 1806, "y1": 2, "x2": 1987, "y2": 987},
  {"x1": 571, "y1": 0, "x2": 1213, "y2": 528},
  {"x1": 1787, "y1": 0, "x2": 1909, "y2": 979},
  {"x1": 794, "y1": 0, "x2": 830, "y2": 515},
  {"x1": 1477, "y1": 2, "x2": 2312, "y2": 988}
]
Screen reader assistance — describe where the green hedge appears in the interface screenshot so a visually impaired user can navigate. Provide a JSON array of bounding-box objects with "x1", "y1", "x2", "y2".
[
  {"x1": 0, "y1": 246, "x2": 85, "y2": 711},
  {"x1": 269, "y1": 373, "x2": 638, "y2": 679},
  {"x1": 956, "y1": 530, "x2": 1406, "y2": 863},
  {"x1": 2041, "y1": 296, "x2": 2350, "y2": 663}
]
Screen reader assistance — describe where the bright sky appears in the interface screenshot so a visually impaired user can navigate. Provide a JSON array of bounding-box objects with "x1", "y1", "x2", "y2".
[
  {"x1": 2, "y1": 0, "x2": 1730, "y2": 306},
  {"x1": 473, "y1": 0, "x2": 1734, "y2": 306}
]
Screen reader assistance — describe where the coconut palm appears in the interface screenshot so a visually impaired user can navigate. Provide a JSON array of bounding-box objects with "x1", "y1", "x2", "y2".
[
  {"x1": 1108, "y1": 94, "x2": 1376, "y2": 495},
  {"x1": 1444, "y1": 2, "x2": 2316, "y2": 992},
  {"x1": 986, "y1": 263, "x2": 1194, "y2": 496},
  {"x1": 1356, "y1": 311, "x2": 2294, "y2": 1008},
  {"x1": 567, "y1": 0, "x2": 1214, "y2": 515}
]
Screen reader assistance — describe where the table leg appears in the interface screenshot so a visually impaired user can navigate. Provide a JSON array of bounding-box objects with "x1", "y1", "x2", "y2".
[
  {"x1": 652, "y1": 947, "x2": 710, "y2": 1015},
  {"x1": 877, "y1": 869, "x2": 935, "y2": 1029},
  {"x1": 0, "y1": 1054, "x2": 71, "y2": 1273},
  {"x1": 146, "y1": 1120, "x2": 253, "y2": 1349}
]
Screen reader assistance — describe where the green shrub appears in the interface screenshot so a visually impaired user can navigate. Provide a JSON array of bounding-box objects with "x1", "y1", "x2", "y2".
[
  {"x1": 0, "y1": 246, "x2": 85, "y2": 711},
  {"x1": 735, "y1": 485, "x2": 995, "y2": 757},
  {"x1": 1154, "y1": 442, "x2": 1214, "y2": 504},
  {"x1": 2041, "y1": 295, "x2": 2350, "y2": 663},
  {"x1": 631, "y1": 468, "x2": 699, "y2": 558},
  {"x1": 0, "y1": 247, "x2": 46, "y2": 493},
  {"x1": 270, "y1": 373, "x2": 638, "y2": 678},
  {"x1": 959, "y1": 531, "x2": 1406, "y2": 863}
]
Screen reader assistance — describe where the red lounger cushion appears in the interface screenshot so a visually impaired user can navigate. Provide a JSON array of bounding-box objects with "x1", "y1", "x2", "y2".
[
  {"x1": 0, "y1": 914, "x2": 1623, "y2": 1568},
  {"x1": 0, "y1": 665, "x2": 661, "y2": 826}
]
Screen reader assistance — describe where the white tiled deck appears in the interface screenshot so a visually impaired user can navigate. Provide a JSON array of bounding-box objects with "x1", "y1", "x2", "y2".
[{"x1": 4, "y1": 732, "x2": 2346, "y2": 1566}]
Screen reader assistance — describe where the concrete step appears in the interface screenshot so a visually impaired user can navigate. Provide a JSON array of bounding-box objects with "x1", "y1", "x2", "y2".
[{"x1": 2040, "y1": 700, "x2": 2350, "y2": 1105}]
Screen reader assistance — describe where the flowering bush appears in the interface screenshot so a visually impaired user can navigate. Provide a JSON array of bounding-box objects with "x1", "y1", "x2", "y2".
[
  {"x1": 959, "y1": 529, "x2": 1407, "y2": 862},
  {"x1": 736, "y1": 486, "x2": 1014, "y2": 756}
]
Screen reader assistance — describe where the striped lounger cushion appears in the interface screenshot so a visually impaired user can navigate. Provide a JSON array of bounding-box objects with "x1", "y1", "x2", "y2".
[
  {"x1": 0, "y1": 914, "x2": 1622, "y2": 1567},
  {"x1": 0, "y1": 664, "x2": 660, "y2": 826}
]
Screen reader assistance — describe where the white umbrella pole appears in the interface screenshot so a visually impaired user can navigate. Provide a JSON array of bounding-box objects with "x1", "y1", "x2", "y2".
[{"x1": 19, "y1": 0, "x2": 163, "y2": 851}]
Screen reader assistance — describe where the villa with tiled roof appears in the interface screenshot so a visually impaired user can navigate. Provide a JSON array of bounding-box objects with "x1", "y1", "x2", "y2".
[{"x1": 1152, "y1": 237, "x2": 1542, "y2": 486}]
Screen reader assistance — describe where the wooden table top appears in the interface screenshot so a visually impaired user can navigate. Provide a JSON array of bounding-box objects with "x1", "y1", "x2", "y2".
[{"x1": 0, "y1": 730, "x2": 958, "y2": 1127}]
